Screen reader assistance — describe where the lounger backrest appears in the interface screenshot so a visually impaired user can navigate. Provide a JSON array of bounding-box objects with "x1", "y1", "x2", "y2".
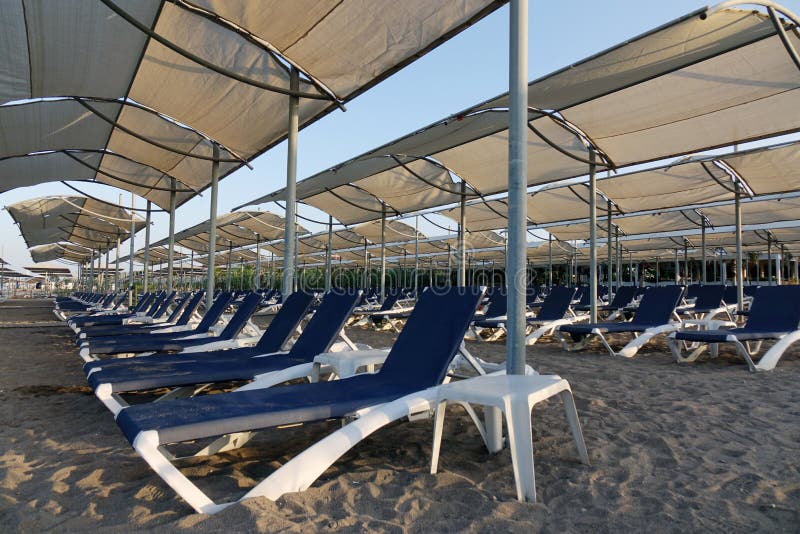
[
  {"x1": 110, "y1": 293, "x2": 126, "y2": 310},
  {"x1": 723, "y1": 285, "x2": 738, "y2": 306},
  {"x1": 745, "y1": 286, "x2": 800, "y2": 332},
  {"x1": 152, "y1": 291, "x2": 177, "y2": 319},
  {"x1": 145, "y1": 293, "x2": 167, "y2": 316},
  {"x1": 194, "y1": 292, "x2": 234, "y2": 333},
  {"x1": 217, "y1": 292, "x2": 263, "y2": 340},
  {"x1": 176, "y1": 291, "x2": 205, "y2": 326},
  {"x1": 100, "y1": 293, "x2": 116, "y2": 307},
  {"x1": 632, "y1": 285, "x2": 685, "y2": 326},
  {"x1": 685, "y1": 284, "x2": 702, "y2": 300},
  {"x1": 609, "y1": 286, "x2": 636, "y2": 308},
  {"x1": 286, "y1": 290, "x2": 362, "y2": 361},
  {"x1": 484, "y1": 290, "x2": 507, "y2": 318},
  {"x1": 378, "y1": 290, "x2": 401, "y2": 311},
  {"x1": 536, "y1": 286, "x2": 578, "y2": 321},
  {"x1": 255, "y1": 291, "x2": 315, "y2": 352},
  {"x1": 693, "y1": 285, "x2": 725, "y2": 310},
  {"x1": 164, "y1": 295, "x2": 189, "y2": 323},
  {"x1": 378, "y1": 286, "x2": 484, "y2": 387},
  {"x1": 577, "y1": 287, "x2": 591, "y2": 306},
  {"x1": 132, "y1": 293, "x2": 153, "y2": 313}
]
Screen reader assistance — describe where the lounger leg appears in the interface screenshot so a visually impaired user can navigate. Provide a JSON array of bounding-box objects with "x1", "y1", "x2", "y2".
[
  {"x1": 430, "y1": 401, "x2": 448, "y2": 474},
  {"x1": 559, "y1": 390, "x2": 589, "y2": 464},
  {"x1": 133, "y1": 431, "x2": 224, "y2": 514},
  {"x1": 505, "y1": 398, "x2": 536, "y2": 502},
  {"x1": 242, "y1": 391, "x2": 438, "y2": 502},
  {"x1": 189, "y1": 431, "x2": 257, "y2": 458},
  {"x1": 755, "y1": 331, "x2": 800, "y2": 371}
]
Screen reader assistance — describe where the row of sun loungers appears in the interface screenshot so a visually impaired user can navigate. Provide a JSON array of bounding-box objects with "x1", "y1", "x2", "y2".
[{"x1": 50, "y1": 281, "x2": 800, "y2": 513}]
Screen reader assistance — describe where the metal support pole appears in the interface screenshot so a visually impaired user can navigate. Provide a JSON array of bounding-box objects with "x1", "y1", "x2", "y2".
[
  {"x1": 615, "y1": 228, "x2": 621, "y2": 290},
  {"x1": 588, "y1": 152, "x2": 598, "y2": 323},
  {"x1": 735, "y1": 184, "x2": 744, "y2": 310},
  {"x1": 506, "y1": 0, "x2": 528, "y2": 376},
  {"x1": 89, "y1": 249, "x2": 95, "y2": 291},
  {"x1": 226, "y1": 242, "x2": 233, "y2": 291},
  {"x1": 683, "y1": 239, "x2": 689, "y2": 285},
  {"x1": 778, "y1": 244, "x2": 784, "y2": 285},
  {"x1": 128, "y1": 193, "x2": 135, "y2": 305},
  {"x1": 607, "y1": 200, "x2": 613, "y2": 291},
  {"x1": 325, "y1": 215, "x2": 333, "y2": 291},
  {"x1": 362, "y1": 242, "x2": 369, "y2": 288},
  {"x1": 458, "y1": 181, "x2": 467, "y2": 286},
  {"x1": 254, "y1": 235, "x2": 261, "y2": 291},
  {"x1": 414, "y1": 216, "x2": 420, "y2": 293},
  {"x1": 701, "y1": 218, "x2": 707, "y2": 284},
  {"x1": 206, "y1": 144, "x2": 220, "y2": 307},
  {"x1": 143, "y1": 200, "x2": 151, "y2": 292},
  {"x1": 674, "y1": 249, "x2": 679, "y2": 284},
  {"x1": 768, "y1": 235, "x2": 773, "y2": 286},
  {"x1": 167, "y1": 177, "x2": 177, "y2": 292},
  {"x1": 282, "y1": 67, "x2": 300, "y2": 297},
  {"x1": 189, "y1": 249, "x2": 194, "y2": 289},
  {"x1": 104, "y1": 241, "x2": 110, "y2": 291},
  {"x1": 380, "y1": 205, "x2": 387, "y2": 301},
  {"x1": 547, "y1": 234, "x2": 553, "y2": 287},
  {"x1": 115, "y1": 234, "x2": 121, "y2": 291}
]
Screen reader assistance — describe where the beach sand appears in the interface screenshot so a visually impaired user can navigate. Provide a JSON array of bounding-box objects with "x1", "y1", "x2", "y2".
[{"x1": 1, "y1": 299, "x2": 798, "y2": 532}]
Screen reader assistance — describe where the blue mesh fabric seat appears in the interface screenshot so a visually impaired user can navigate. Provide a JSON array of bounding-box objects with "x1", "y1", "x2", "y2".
[
  {"x1": 114, "y1": 286, "x2": 483, "y2": 446},
  {"x1": 85, "y1": 291, "x2": 357, "y2": 394},
  {"x1": 671, "y1": 286, "x2": 800, "y2": 371},
  {"x1": 558, "y1": 286, "x2": 685, "y2": 357}
]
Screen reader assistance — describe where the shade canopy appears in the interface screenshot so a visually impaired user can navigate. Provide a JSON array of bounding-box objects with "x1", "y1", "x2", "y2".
[
  {"x1": 152, "y1": 211, "x2": 304, "y2": 253},
  {"x1": 29, "y1": 242, "x2": 93, "y2": 263},
  {"x1": 6, "y1": 196, "x2": 145, "y2": 249},
  {"x1": 239, "y1": 5, "x2": 800, "y2": 225},
  {"x1": 0, "y1": 0, "x2": 505, "y2": 209}
]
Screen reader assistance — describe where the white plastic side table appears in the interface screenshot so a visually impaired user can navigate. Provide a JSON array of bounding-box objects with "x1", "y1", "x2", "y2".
[
  {"x1": 430, "y1": 374, "x2": 589, "y2": 503},
  {"x1": 311, "y1": 349, "x2": 390, "y2": 381}
]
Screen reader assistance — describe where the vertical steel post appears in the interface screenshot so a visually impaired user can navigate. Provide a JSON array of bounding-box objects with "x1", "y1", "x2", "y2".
[
  {"x1": 206, "y1": 144, "x2": 220, "y2": 308},
  {"x1": 189, "y1": 249, "x2": 194, "y2": 289},
  {"x1": 115, "y1": 234, "x2": 121, "y2": 291},
  {"x1": 254, "y1": 234, "x2": 261, "y2": 291},
  {"x1": 683, "y1": 240, "x2": 689, "y2": 285},
  {"x1": 588, "y1": 152, "x2": 598, "y2": 323},
  {"x1": 226, "y1": 242, "x2": 233, "y2": 291},
  {"x1": 735, "y1": 184, "x2": 744, "y2": 310},
  {"x1": 548, "y1": 234, "x2": 553, "y2": 287},
  {"x1": 615, "y1": 228, "x2": 621, "y2": 290},
  {"x1": 506, "y1": 0, "x2": 528, "y2": 376},
  {"x1": 282, "y1": 67, "x2": 299, "y2": 297},
  {"x1": 701, "y1": 218, "x2": 707, "y2": 284},
  {"x1": 325, "y1": 215, "x2": 333, "y2": 291},
  {"x1": 607, "y1": 200, "x2": 613, "y2": 291},
  {"x1": 128, "y1": 193, "x2": 135, "y2": 305},
  {"x1": 674, "y1": 249, "x2": 679, "y2": 284},
  {"x1": 143, "y1": 200, "x2": 151, "y2": 292},
  {"x1": 414, "y1": 216, "x2": 420, "y2": 293},
  {"x1": 362, "y1": 241, "x2": 369, "y2": 288},
  {"x1": 458, "y1": 181, "x2": 467, "y2": 286},
  {"x1": 89, "y1": 249, "x2": 95, "y2": 291},
  {"x1": 767, "y1": 235, "x2": 773, "y2": 285},
  {"x1": 167, "y1": 177, "x2": 177, "y2": 292},
  {"x1": 380, "y1": 205, "x2": 387, "y2": 301}
]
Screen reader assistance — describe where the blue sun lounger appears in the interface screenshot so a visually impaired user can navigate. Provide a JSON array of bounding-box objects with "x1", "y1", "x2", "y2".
[
  {"x1": 557, "y1": 285, "x2": 685, "y2": 357},
  {"x1": 112, "y1": 286, "x2": 484, "y2": 513},
  {"x1": 76, "y1": 292, "x2": 204, "y2": 340},
  {"x1": 84, "y1": 291, "x2": 345, "y2": 413},
  {"x1": 669, "y1": 285, "x2": 800, "y2": 371},
  {"x1": 69, "y1": 292, "x2": 162, "y2": 330},
  {"x1": 78, "y1": 292, "x2": 238, "y2": 361}
]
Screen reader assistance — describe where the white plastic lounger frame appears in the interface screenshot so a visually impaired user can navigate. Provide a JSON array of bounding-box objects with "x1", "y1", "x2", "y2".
[
  {"x1": 129, "y1": 366, "x2": 573, "y2": 515},
  {"x1": 557, "y1": 322, "x2": 684, "y2": 358},
  {"x1": 668, "y1": 328, "x2": 800, "y2": 372}
]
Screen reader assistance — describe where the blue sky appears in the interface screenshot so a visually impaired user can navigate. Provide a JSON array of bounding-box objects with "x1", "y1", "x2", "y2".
[{"x1": 2, "y1": 0, "x2": 799, "y2": 270}]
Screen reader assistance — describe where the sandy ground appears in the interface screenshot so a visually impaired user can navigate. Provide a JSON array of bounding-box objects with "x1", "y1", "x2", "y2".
[{"x1": 0, "y1": 299, "x2": 799, "y2": 532}]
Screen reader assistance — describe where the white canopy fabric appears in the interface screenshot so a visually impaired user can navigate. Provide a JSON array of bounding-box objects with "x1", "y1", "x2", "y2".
[
  {"x1": 29, "y1": 242, "x2": 93, "y2": 263},
  {"x1": 240, "y1": 5, "x2": 800, "y2": 224},
  {"x1": 152, "y1": 211, "x2": 304, "y2": 252},
  {"x1": 6, "y1": 196, "x2": 145, "y2": 249},
  {"x1": 0, "y1": 0, "x2": 505, "y2": 209}
]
